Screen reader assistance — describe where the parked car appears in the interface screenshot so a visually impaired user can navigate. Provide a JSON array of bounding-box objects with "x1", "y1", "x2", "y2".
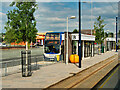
[{"x1": 0, "y1": 43, "x2": 7, "y2": 47}]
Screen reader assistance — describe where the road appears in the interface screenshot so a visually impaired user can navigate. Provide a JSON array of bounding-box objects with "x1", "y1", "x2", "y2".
[
  {"x1": 0, "y1": 47, "x2": 44, "y2": 68},
  {"x1": 0, "y1": 46, "x2": 44, "y2": 61}
]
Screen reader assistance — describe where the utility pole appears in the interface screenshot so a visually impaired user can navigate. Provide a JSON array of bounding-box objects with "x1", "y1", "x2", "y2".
[
  {"x1": 91, "y1": 0, "x2": 93, "y2": 35},
  {"x1": 78, "y1": 0, "x2": 82, "y2": 68},
  {"x1": 66, "y1": 17, "x2": 69, "y2": 64},
  {"x1": 116, "y1": 17, "x2": 118, "y2": 52}
]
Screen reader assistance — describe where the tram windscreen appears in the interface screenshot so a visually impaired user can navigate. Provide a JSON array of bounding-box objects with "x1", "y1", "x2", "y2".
[{"x1": 45, "y1": 40, "x2": 60, "y2": 54}]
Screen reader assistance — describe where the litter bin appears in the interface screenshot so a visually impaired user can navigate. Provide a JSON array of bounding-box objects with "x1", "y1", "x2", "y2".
[{"x1": 21, "y1": 50, "x2": 32, "y2": 77}]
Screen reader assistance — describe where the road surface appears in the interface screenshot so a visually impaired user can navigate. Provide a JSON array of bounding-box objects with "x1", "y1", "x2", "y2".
[
  {"x1": 0, "y1": 47, "x2": 44, "y2": 68},
  {"x1": 0, "y1": 46, "x2": 43, "y2": 61}
]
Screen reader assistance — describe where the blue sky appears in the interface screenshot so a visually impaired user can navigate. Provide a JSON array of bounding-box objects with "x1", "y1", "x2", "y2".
[{"x1": 0, "y1": 1, "x2": 119, "y2": 33}]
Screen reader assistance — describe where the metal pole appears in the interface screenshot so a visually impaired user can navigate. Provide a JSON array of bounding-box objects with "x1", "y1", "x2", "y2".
[
  {"x1": 36, "y1": 57, "x2": 37, "y2": 69},
  {"x1": 79, "y1": 0, "x2": 81, "y2": 68},
  {"x1": 5, "y1": 63, "x2": 7, "y2": 76},
  {"x1": 26, "y1": 42, "x2": 28, "y2": 76},
  {"x1": 104, "y1": 31, "x2": 106, "y2": 53},
  {"x1": 66, "y1": 17, "x2": 69, "y2": 64},
  {"x1": 116, "y1": 17, "x2": 118, "y2": 52},
  {"x1": 91, "y1": 0, "x2": 92, "y2": 35},
  {"x1": 82, "y1": 41, "x2": 84, "y2": 60}
]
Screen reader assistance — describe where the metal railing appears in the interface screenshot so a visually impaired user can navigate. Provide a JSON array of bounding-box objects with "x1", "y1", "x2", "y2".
[{"x1": 1, "y1": 54, "x2": 58, "y2": 77}]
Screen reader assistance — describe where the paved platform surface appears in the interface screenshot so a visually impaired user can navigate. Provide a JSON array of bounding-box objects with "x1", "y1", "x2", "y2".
[{"x1": 1, "y1": 51, "x2": 118, "y2": 88}]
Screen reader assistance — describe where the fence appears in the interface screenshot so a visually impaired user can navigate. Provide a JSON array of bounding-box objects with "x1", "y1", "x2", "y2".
[{"x1": 1, "y1": 54, "x2": 58, "y2": 77}]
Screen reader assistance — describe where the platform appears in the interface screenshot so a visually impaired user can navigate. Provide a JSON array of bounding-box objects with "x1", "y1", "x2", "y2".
[{"x1": 1, "y1": 51, "x2": 118, "y2": 88}]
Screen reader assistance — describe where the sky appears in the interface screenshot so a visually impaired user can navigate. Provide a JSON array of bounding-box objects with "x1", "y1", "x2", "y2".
[{"x1": 0, "y1": 0, "x2": 119, "y2": 33}]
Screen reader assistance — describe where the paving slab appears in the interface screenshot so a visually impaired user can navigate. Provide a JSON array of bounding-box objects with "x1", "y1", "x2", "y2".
[{"x1": 1, "y1": 51, "x2": 118, "y2": 88}]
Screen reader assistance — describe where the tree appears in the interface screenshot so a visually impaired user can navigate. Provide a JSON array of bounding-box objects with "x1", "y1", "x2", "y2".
[
  {"x1": 0, "y1": 33, "x2": 5, "y2": 42},
  {"x1": 4, "y1": 0, "x2": 38, "y2": 50},
  {"x1": 94, "y1": 16, "x2": 106, "y2": 44},
  {"x1": 108, "y1": 32, "x2": 114, "y2": 37},
  {"x1": 73, "y1": 29, "x2": 78, "y2": 33},
  {"x1": 4, "y1": 29, "x2": 16, "y2": 43}
]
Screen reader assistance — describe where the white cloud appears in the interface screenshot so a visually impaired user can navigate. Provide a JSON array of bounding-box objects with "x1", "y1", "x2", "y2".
[
  {"x1": 49, "y1": 21, "x2": 77, "y2": 28},
  {"x1": 1, "y1": 0, "x2": 120, "y2": 2},
  {"x1": 83, "y1": 0, "x2": 120, "y2": 2},
  {"x1": 0, "y1": 12, "x2": 6, "y2": 15},
  {"x1": 49, "y1": 23, "x2": 66, "y2": 27},
  {"x1": 46, "y1": 17, "x2": 66, "y2": 21},
  {"x1": 64, "y1": 8, "x2": 71, "y2": 10},
  {"x1": 1, "y1": 2, "x2": 118, "y2": 33}
]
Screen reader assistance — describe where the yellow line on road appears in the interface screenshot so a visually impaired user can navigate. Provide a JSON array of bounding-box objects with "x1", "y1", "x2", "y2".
[{"x1": 99, "y1": 65, "x2": 120, "y2": 89}]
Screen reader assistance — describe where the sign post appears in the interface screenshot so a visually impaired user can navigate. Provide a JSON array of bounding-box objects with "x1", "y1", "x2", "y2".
[{"x1": 78, "y1": 0, "x2": 82, "y2": 68}]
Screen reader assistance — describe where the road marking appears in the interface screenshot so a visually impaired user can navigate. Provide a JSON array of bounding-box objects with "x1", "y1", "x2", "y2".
[{"x1": 99, "y1": 65, "x2": 120, "y2": 89}]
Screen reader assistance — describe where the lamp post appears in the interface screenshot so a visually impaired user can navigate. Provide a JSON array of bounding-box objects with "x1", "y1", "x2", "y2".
[
  {"x1": 104, "y1": 30, "x2": 109, "y2": 52},
  {"x1": 116, "y1": 17, "x2": 118, "y2": 52},
  {"x1": 106, "y1": 30, "x2": 110, "y2": 51},
  {"x1": 91, "y1": 0, "x2": 93, "y2": 35},
  {"x1": 82, "y1": 0, "x2": 93, "y2": 35},
  {"x1": 66, "y1": 16, "x2": 76, "y2": 64}
]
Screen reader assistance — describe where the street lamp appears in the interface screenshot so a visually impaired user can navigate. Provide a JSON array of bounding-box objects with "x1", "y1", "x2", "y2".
[
  {"x1": 116, "y1": 17, "x2": 118, "y2": 52},
  {"x1": 107, "y1": 30, "x2": 109, "y2": 33},
  {"x1": 66, "y1": 16, "x2": 76, "y2": 64},
  {"x1": 106, "y1": 30, "x2": 110, "y2": 37},
  {"x1": 82, "y1": 0, "x2": 93, "y2": 35},
  {"x1": 104, "y1": 30, "x2": 109, "y2": 52}
]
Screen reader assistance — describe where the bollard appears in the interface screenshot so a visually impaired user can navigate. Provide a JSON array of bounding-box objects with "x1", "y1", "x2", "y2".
[
  {"x1": 43, "y1": 55, "x2": 45, "y2": 65},
  {"x1": 36, "y1": 57, "x2": 37, "y2": 69},
  {"x1": 5, "y1": 63, "x2": 7, "y2": 76}
]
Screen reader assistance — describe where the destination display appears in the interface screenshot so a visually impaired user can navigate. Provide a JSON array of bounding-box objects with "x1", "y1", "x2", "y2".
[
  {"x1": 45, "y1": 40, "x2": 60, "y2": 45},
  {"x1": 46, "y1": 33, "x2": 60, "y2": 40}
]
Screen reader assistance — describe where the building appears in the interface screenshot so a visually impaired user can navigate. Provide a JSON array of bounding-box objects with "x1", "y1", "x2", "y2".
[
  {"x1": 36, "y1": 33, "x2": 46, "y2": 46},
  {"x1": 117, "y1": 32, "x2": 120, "y2": 49},
  {"x1": 36, "y1": 31, "x2": 53, "y2": 46},
  {"x1": 81, "y1": 29, "x2": 95, "y2": 35}
]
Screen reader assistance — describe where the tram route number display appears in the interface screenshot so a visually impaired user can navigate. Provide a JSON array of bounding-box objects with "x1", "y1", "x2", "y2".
[
  {"x1": 46, "y1": 34, "x2": 60, "y2": 40},
  {"x1": 45, "y1": 40, "x2": 60, "y2": 45}
]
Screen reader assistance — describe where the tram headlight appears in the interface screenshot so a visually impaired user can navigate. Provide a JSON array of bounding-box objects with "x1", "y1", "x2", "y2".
[{"x1": 45, "y1": 54, "x2": 49, "y2": 57}]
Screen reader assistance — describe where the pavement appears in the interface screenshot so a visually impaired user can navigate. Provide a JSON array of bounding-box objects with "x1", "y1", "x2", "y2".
[
  {"x1": 1, "y1": 50, "x2": 118, "y2": 88},
  {"x1": 118, "y1": 50, "x2": 120, "y2": 60},
  {"x1": 1, "y1": 61, "x2": 56, "y2": 77}
]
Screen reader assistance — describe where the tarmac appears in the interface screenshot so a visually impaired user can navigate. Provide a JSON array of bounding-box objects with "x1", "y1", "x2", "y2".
[{"x1": 1, "y1": 50, "x2": 118, "y2": 88}]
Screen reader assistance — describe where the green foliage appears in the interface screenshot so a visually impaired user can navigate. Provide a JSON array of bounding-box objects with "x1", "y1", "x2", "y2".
[
  {"x1": 4, "y1": 28, "x2": 16, "y2": 43},
  {"x1": 4, "y1": 0, "x2": 38, "y2": 44},
  {"x1": 73, "y1": 29, "x2": 78, "y2": 33},
  {"x1": 0, "y1": 33, "x2": 5, "y2": 42},
  {"x1": 108, "y1": 32, "x2": 114, "y2": 37},
  {"x1": 104, "y1": 32, "x2": 108, "y2": 37},
  {"x1": 94, "y1": 16, "x2": 106, "y2": 44}
]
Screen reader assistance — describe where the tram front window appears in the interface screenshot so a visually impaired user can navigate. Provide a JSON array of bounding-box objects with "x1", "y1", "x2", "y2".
[{"x1": 45, "y1": 45, "x2": 60, "y2": 54}]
